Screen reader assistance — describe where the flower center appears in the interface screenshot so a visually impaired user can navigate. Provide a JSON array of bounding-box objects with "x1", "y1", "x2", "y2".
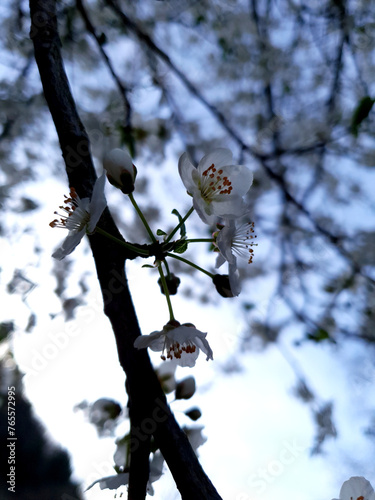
[
  {"x1": 50, "y1": 188, "x2": 90, "y2": 232},
  {"x1": 160, "y1": 341, "x2": 197, "y2": 361},
  {"x1": 232, "y1": 222, "x2": 257, "y2": 263},
  {"x1": 200, "y1": 163, "x2": 233, "y2": 203}
]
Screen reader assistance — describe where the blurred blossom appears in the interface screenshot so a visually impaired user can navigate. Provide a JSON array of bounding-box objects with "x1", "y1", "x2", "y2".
[{"x1": 86, "y1": 451, "x2": 164, "y2": 496}]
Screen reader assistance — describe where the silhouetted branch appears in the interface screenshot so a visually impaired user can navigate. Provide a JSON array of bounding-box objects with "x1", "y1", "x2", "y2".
[{"x1": 29, "y1": 1, "x2": 223, "y2": 498}]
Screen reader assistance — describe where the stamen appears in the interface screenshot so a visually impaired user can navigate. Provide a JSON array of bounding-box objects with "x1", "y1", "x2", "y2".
[
  {"x1": 50, "y1": 188, "x2": 90, "y2": 232},
  {"x1": 200, "y1": 163, "x2": 233, "y2": 203},
  {"x1": 231, "y1": 222, "x2": 257, "y2": 264}
]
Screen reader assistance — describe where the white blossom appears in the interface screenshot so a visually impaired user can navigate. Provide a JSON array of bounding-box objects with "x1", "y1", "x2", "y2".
[
  {"x1": 178, "y1": 148, "x2": 253, "y2": 224},
  {"x1": 134, "y1": 321, "x2": 213, "y2": 368},
  {"x1": 86, "y1": 451, "x2": 164, "y2": 496},
  {"x1": 332, "y1": 477, "x2": 375, "y2": 500},
  {"x1": 50, "y1": 173, "x2": 107, "y2": 260},
  {"x1": 215, "y1": 219, "x2": 256, "y2": 296}
]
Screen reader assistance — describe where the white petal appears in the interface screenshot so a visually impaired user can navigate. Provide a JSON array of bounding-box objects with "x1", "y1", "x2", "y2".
[
  {"x1": 211, "y1": 196, "x2": 247, "y2": 219},
  {"x1": 197, "y1": 148, "x2": 233, "y2": 173},
  {"x1": 178, "y1": 152, "x2": 197, "y2": 192},
  {"x1": 175, "y1": 350, "x2": 200, "y2": 367},
  {"x1": 193, "y1": 335, "x2": 214, "y2": 361},
  {"x1": 85, "y1": 473, "x2": 129, "y2": 491},
  {"x1": 149, "y1": 452, "x2": 165, "y2": 483},
  {"x1": 192, "y1": 196, "x2": 215, "y2": 225},
  {"x1": 52, "y1": 229, "x2": 86, "y2": 260},
  {"x1": 185, "y1": 426, "x2": 207, "y2": 451},
  {"x1": 88, "y1": 173, "x2": 107, "y2": 232},
  {"x1": 100, "y1": 473, "x2": 130, "y2": 490},
  {"x1": 216, "y1": 221, "x2": 237, "y2": 264},
  {"x1": 223, "y1": 164, "x2": 253, "y2": 196},
  {"x1": 104, "y1": 148, "x2": 133, "y2": 180},
  {"x1": 172, "y1": 326, "x2": 213, "y2": 361},
  {"x1": 228, "y1": 262, "x2": 241, "y2": 296},
  {"x1": 215, "y1": 253, "x2": 226, "y2": 268},
  {"x1": 339, "y1": 477, "x2": 375, "y2": 500},
  {"x1": 170, "y1": 325, "x2": 205, "y2": 344},
  {"x1": 134, "y1": 331, "x2": 164, "y2": 351}
]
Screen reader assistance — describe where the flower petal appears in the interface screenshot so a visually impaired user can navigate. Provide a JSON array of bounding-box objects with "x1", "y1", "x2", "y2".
[
  {"x1": 173, "y1": 326, "x2": 214, "y2": 361},
  {"x1": 134, "y1": 331, "x2": 164, "y2": 351},
  {"x1": 221, "y1": 164, "x2": 253, "y2": 196},
  {"x1": 85, "y1": 473, "x2": 129, "y2": 492},
  {"x1": 215, "y1": 253, "x2": 226, "y2": 268},
  {"x1": 212, "y1": 196, "x2": 248, "y2": 219},
  {"x1": 192, "y1": 196, "x2": 215, "y2": 225},
  {"x1": 197, "y1": 148, "x2": 233, "y2": 174},
  {"x1": 339, "y1": 477, "x2": 375, "y2": 500},
  {"x1": 216, "y1": 221, "x2": 237, "y2": 264},
  {"x1": 228, "y1": 262, "x2": 241, "y2": 297},
  {"x1": 88, "y1": 172, "x2": 107, "y2": 233},
  {"x1": 178, "y1": 152, "x2": 197, "y2": 192},
  {"x1": 173, "y1": 349, "x2": 200, "y2": 368},
  {"x1": 52, "y1": 229, "x2": 86, "y2": 260},
  {"x1": 193, "y1": 334, "x2": 214, "y2": 361}
]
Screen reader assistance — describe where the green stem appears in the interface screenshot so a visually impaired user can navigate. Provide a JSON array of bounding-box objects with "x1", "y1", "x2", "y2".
[
  {"x1": 95, "y1": 227, "x2": 149, "y2": 256},
  {"x1": 128, "y1": 193, "x2": 157, "y2": 243},
  {"x1": 186, "y1": 238, "x2": 214, "y2": 243},
  {"x1": 165, "y1": 206, "x2": 194, "y2": 243},
  {"x1": 166, "y1": 252, "x2": 214, "y2": 278},
  {"x1": 163, "y1": 259, "x2": 172, "y2": 279},
  {"x1": 158, "y1": 264, "x2": 175, "y2": 321}
]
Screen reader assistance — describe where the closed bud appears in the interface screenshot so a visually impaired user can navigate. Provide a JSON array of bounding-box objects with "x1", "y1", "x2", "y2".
[
  {"x1": 185, "y1": 408, "x2": 202, "y2": 421},
  {"x1": 103, "y1": 148, "x2": 137, "y2": 194},
  {"x1": 212, "y1": 274, "x2": 234, "y2": 297},
  {"x1": 158, "y1": 273, "x2": 181, "y2": 295},
  {"x1": 175, "y1": 376, "x2": 196, "y2": 400}
]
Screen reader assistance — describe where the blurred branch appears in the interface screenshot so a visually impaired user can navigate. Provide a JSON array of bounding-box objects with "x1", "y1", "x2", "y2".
[
  {"x1": 326, "y1": 2, "x2": 348, "y2": 114},
  {"x1": 105, "y1": 0, "x2": 374, "y2": 293},
  {"x1": 29, "y1": 1, "x2": 223, "y2": 498},
  {"x1": 75, "y1": 0, "x2": 135, "y2": 154}
]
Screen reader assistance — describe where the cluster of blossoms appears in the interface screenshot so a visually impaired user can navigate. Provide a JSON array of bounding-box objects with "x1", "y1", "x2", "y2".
[
  {"x1": 178, "y1": 148, "x2": 257, "y2": 297},
  {"x1": 50, "y1": 148, "x2": 255, "y2": 367}
]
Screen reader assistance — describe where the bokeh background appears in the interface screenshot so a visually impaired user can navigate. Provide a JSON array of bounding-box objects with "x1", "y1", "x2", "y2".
[{"x1": 1, "y1": 1, "x2": 375, "y2": 498}]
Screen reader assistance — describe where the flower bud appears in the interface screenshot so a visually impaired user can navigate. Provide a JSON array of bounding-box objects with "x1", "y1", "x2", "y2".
[
  {"x1": 212, "y1": 274, "x2": 235, "y2": 297},
  {"x1": 158, "y1": 273, "x2": 181, "y2": 295},
  {"x1": 185, "y1": 408, "x2": 202, "y2": 421},
  {"x1": 175, "y1": 376, "x2": 196, "y2": 400},
  {"x1": 103, "y1": 148, "x2": 137, "y2": 194}
]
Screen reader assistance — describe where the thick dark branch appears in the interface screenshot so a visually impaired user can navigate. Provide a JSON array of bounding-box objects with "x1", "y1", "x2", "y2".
[{"x1": 29, "y1": 1, "x2": 223, "y2": 499}]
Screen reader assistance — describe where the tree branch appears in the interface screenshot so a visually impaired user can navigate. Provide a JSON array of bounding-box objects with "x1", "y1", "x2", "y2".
[{"x1": 29, "y1": 1, "x2": 223, "y2": 498}]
